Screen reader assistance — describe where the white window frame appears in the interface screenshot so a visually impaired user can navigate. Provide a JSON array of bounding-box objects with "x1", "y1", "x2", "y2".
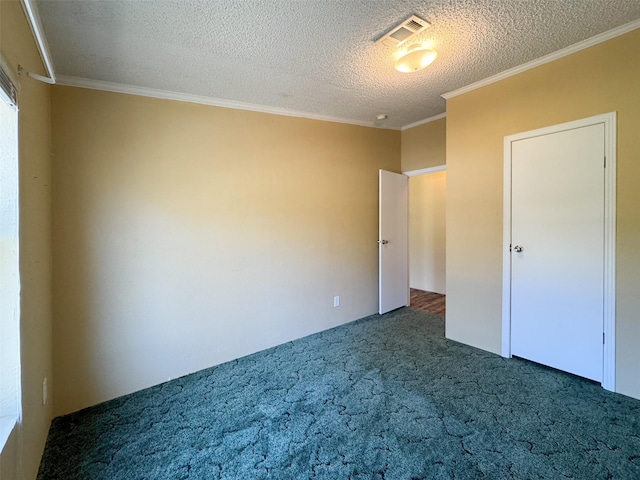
[{"x1": 0, "y1": 57, "x2": 21, "y2": 452}]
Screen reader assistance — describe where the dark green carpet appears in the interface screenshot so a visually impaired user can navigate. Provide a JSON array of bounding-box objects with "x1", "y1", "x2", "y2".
[{"x1": 38, "y1": 308, "x2": 640, "y2": 479}]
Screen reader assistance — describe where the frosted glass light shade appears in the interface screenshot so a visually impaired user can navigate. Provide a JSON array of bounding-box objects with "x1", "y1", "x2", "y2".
[{"x1": 395, "y1": 46, "x2": 437, "y2": 73}]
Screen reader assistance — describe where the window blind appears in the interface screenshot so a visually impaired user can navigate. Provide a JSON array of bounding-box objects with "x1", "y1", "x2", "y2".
[{"x1": 0, "y1": 64, "x2": 18, "y2": 107}]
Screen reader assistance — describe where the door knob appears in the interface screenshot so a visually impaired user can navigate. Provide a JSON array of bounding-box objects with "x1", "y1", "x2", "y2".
[
  {"x1": 378, "y1": 240, "x2": 389, "y2": 245},
  {"x1": 514, "y1": 245, "x2": 523, "y2": 253}
]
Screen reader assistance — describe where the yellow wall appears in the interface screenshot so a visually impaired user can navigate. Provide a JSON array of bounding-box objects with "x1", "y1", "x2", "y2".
[
  {"x1": 401, "y1": 117, "x2": 446, "y2": 171},
  {"x1": 446, "y1": 29, "x2": 640, "y2": 399},
  {"x1": 51, "y1": 86, "x2": 400, "y2": 415},
  {"x1": 409, "y1": 172, "x2": 446, "y2": 294},
  {"x1": 0, "y1": 1, "x2": 54, "y2": 479}
]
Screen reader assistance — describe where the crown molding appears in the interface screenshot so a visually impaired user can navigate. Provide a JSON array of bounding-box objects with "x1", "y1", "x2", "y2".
[
  {"x1": 20, "y1": 0, "x2": 56, "y2": 82},
  {"x1": 401, "y1": 113, "x2": 446, "y2": 131},
  {"x1": 55, "y1": 75, "x2": 400, "y2": 130},
  {"x1": 442, "y1": 19, "x2": 640, "y2": 100}
]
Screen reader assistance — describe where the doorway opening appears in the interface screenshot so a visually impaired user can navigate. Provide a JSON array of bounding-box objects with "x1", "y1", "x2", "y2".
[{"x1": 407, "y1": 166, "x2": 446, "y2": 317}]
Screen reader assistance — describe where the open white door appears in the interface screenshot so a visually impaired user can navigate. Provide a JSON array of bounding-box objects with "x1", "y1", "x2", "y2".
[{"x1": 379, "y1": 170, "x2": 409, "y2": 314}]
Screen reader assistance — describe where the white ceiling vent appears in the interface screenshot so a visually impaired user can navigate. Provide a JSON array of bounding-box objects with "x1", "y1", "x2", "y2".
[{"x1": 375, "y1": 15, "x2": 431, "y2": 47}]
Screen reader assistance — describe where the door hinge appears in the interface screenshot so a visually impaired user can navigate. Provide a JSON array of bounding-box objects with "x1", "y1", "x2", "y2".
[
  {"x1": 603, "y1": 332, "x2": 605, "y2": 344},
  {"x1": 604, "y1": 156, "x2": 606, "y2": 168}
]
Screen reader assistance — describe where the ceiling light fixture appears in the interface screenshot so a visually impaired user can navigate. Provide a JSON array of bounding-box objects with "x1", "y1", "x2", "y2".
[{"x1": 395, "y1": 44, "x2": 437, "y2": 73}]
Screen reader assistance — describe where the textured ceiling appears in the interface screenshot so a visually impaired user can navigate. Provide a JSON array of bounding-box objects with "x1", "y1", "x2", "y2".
[{"x1": 36, "y1": 0, "x2": 640, "y2": 129}]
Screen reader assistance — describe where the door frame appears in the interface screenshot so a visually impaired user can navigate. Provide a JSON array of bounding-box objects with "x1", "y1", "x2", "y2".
[
  {"x1": 379, "y1": 165, "x2": 447, "y2": 314},
  {"x1": 404, "y1": 165, "x2": 446, "y2": 177},
  {"x1": 501, "y1": 112, "x2": 616, "y2": 392},
  {"x1": 404, "y1": 165, "x2": 447, "y2": 297}
]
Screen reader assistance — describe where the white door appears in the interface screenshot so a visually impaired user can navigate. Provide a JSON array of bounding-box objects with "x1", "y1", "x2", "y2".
[
  {"x1": 379, "y1": 170, "x2": 409, "y2": 314},
  {"x1": 510, "y1": 124, "x2": 605, "y2": 382}
]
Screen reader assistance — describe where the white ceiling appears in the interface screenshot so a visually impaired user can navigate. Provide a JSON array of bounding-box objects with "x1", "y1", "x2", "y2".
[{"x1": 35, "y1": 0, "x2": 640, "y2": 129}]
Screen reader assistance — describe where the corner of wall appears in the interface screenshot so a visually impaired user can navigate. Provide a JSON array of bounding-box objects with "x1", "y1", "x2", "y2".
[{"x1": 400, "y1": 117, "x2": 446, "y2": 172}]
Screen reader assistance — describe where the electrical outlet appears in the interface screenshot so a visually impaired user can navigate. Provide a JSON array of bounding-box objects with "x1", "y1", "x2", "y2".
[
  {"x1": 42, "y1": 377, "x2": 48, "y2": 406},
  {"x1": 333, "y1": 296, "x2": 340, "y2": 307}
]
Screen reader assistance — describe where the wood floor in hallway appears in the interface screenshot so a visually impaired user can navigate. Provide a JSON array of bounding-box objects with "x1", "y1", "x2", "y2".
[{"x1": 410, "y1": 288, "x2": 445, "y2": 316}]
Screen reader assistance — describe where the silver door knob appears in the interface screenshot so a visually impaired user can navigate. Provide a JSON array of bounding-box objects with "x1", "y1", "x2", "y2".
[
  {"x1": 514, "y1": 245, "x2": 523, "y2": 253},
  {"x1": 378, "y1": 240, "x2": 389, "y2": 245}
]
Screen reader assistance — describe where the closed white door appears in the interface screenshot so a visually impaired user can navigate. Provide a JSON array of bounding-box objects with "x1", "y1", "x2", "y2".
[
  {"x1": 511, "y1": 123, "x2": 605, "y2": 382},
  {"x1": 379, "y1": 170, "x2": 409, "y2": 314}
]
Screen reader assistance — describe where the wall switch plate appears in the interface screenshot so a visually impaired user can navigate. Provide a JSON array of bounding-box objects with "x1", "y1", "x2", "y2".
[{"x1": 333, "y1": 296, "x2": 340, "y2": 307}]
